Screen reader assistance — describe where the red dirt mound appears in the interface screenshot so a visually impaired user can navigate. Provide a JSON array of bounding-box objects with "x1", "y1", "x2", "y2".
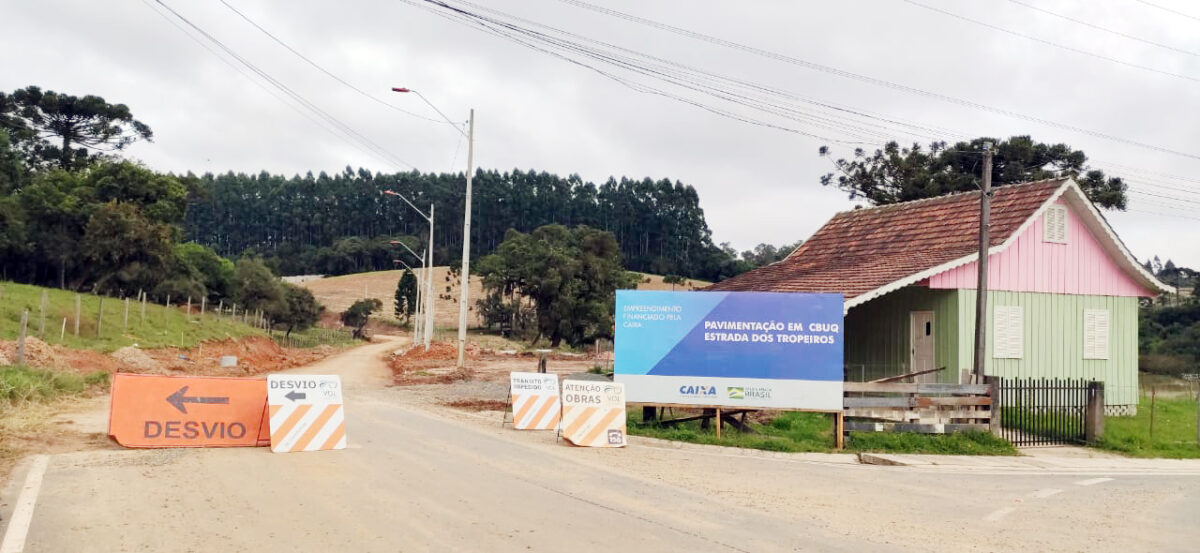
[{"x1": 388, "y1": 341, "x2": 479, "y2": 385}]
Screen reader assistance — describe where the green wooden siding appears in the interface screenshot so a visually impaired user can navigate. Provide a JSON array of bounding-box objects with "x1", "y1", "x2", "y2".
[
  {"x1": 954, "y1": 290, "x2": 1139, "y2": 407},
  {"x1": 844, "y1": 287, "x2": 1139, "y2": 406},
  {"x1": 844, "y1": 287, "x2": 959, "y2": 383}
]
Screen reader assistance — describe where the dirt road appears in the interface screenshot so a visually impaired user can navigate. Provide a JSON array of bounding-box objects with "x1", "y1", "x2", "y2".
[{"x1": 2, "y1": 338, "x2": 1197, "y2": 552}]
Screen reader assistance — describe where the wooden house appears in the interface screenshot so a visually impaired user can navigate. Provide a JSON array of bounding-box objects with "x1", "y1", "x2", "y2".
[{"x1": 709, "y1": 178, "x2": 1172, "y2": 414}]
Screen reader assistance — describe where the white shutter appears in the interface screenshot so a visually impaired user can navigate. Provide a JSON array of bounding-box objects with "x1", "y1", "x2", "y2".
[
  {"x1": 993, "y1": 306, "x2": 1024, "y2": 359},
  {"x1": 1084, "y1": 309, "x2": 1110, "y2": 360},
  {"x1": 1043, "y1": 205, "x2": 1068, "y2": 243}
]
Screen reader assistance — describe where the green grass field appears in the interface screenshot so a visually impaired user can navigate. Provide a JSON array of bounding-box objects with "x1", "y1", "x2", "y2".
[
  {"x1": 0, "y1": 364, "x2": 108, "y2": 404},
  {"x1": 1096, "y1": 393, "x2": 1200, "y2": 458},
  {"x1": 0, "y1": 281, "x2": 265, "y2": 352},
  {"x1": 628, "y1": 410, "x2": 1018, "y2": 455}
]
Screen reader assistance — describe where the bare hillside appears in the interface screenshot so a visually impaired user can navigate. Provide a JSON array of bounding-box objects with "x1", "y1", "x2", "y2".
[{"x1": 299, "y1": 269, "x2": 710, "y2": 329}]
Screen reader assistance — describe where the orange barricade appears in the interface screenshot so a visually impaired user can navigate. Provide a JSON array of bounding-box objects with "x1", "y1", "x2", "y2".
[
  {"x1": 560, "y1": 380, "x2": 627, "y2": 447},
  {"x1": 108, "y1": 373, "x2": 271, "y2": 448},
  {"x1": 509, "y1": 372, "x2": 560, "y2": 430},
  {"x1": 267, "y1": 374, "x2": 347, "y2": 453}
]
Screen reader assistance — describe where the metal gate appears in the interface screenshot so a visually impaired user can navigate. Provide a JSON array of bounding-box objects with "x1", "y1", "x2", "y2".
[{"x1": 998, "y1": 378, "x2": 1093, "y2": 447}]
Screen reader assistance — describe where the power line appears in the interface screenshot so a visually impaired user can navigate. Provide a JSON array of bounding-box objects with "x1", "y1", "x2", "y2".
[
  {"x1": 1006, "y1": 0, "x2": 1200, "y2": 58},
  {"x1": 404, "y1": 0, "x2": 1200, "y2": 208},
  {"x1": 1133, "y1": 0, "x2": 1200, "y2": 24},
  {"x1": 901, "y1": 0, "x2": 1200, "y2": 84},
  {"x1": 152, "y1": 0, "x2": 415, "y2": 169},
  {"x1": 215, "y1": 0, "x2": 453, "y2": 127},
  {"x1": 548, "y1": 0, "x2": 1200, "y2": 162},
  {"x1": 1127, "y1": 209, "x2": 1200, "y2": 222},
  {"x1": 139, "y1": 0, "x2": 348, "y2": 142},
  {"x1": 1128, "y1": 188, "x2": 1200, "y2": 206},
  {"x1": 403, "y1": 0, "x2": 904, "y2": 145}
]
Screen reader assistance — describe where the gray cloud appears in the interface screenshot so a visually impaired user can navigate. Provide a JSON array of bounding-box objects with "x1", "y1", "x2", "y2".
[{"x1": 2, "y1": 0, "x2": 1197, "y2": 267}]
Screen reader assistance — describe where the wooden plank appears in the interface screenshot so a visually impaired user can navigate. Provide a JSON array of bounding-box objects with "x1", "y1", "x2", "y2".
[
  {"x1": 842, "y1": 382, "x2": 990, "y2": 394},
  {"x1": 870, "y1": 366, "x2": 946, "y2": 383},
  {"x1": 843, "y1": 397, "x2": 914, "y2": 408},
  {"x1": 844, "y1": 408, "x2": 992, "y2": 422},
  {"x1": 913, "y1": 396, "x2": 992, "y2": 407},
  {"x1": 847, "y1": 422, "x2": 992, "y2": 434}
]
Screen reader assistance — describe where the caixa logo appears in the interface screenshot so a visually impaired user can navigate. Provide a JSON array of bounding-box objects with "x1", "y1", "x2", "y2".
[{"x1": 679, "y1": 385, "x2": 717, "y2": 396}]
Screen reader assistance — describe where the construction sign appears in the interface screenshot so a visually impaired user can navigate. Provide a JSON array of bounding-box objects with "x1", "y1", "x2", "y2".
[
  {"x1": 108, "y1": 373, "x2": 270, "y2": 448},
  {"x1": 560, "y1": 380, "x2": 627, "y2": 447},
  {"x1": 267, "y1": 374, "x2": 347, "y2": 453},
  {"x1": 509, "y1": 372, "x2": 560, "y2": 430}
]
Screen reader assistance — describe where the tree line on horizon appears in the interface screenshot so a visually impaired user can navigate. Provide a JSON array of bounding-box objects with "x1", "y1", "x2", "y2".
[{"x1": 183, "y1": 167, "x2": 766, "y2": 282}]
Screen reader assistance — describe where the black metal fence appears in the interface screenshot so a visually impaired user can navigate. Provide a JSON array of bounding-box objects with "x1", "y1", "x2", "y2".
[{"x1": 998, "y1": 378, "x2": 1093, "y2": 447}]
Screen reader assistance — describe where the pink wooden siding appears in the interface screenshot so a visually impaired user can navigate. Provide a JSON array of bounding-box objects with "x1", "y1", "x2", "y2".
[{"x1": 928, "y1": 200, "x2": 1152, "y2": 297}]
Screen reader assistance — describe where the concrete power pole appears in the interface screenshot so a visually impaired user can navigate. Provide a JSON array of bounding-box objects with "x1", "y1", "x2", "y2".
[
  {"x1": 972, "y1": 142, "x2": 994, "y2": 381},
  {"x1": 456, "y1": 109, "x2": 475, "y2": 369},
  {"x1": 425, "y1": 204, "x2": 435, "y2": 351}
]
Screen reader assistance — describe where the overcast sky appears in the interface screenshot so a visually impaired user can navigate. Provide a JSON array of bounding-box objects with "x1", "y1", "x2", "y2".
[{"x1": 3, "y1": 0, "x2": 1198, "y2": 268}]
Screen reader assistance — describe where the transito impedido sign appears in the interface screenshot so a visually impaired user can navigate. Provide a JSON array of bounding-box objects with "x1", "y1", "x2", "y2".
[
  {"x1": 615, "y1": 290, "x2": 844, "y2": 410},
  {"x1": 267, "y1": 374, "x2": 347, "y2": 453},
  {"x1": 560, "y1": 380, "x2": 627, "y2": 447},
  {"x1": 509, "y1": 372, "x2": 561, "y2": 430}
]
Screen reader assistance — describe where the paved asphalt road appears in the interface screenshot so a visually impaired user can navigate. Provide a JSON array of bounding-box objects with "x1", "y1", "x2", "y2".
[{"x1": 2, "y1": 338, "x2": 1197, "y2": 552}]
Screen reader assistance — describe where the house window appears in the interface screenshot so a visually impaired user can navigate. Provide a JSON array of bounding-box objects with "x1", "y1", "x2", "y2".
[
  {"x1": 1084, "y1": 309, "x2": 1110, "y2": 360},
  {"x1": 1043, "y1": 205, "x2": 1068, "y2": 243},
  {"x1": 993, "y1": 305, "x2": 1023, "y2": 359}
]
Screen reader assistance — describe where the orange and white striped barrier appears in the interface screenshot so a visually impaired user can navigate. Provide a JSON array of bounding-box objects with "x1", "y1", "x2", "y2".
[
  {"x1": 509, "y1": 372, "x2": 561, "y2": 430},
  {"x1": 267, "y1": 374, "x2": 347, "y2": 453},
  {"x1": 560, "y1": 380, "x2": 627, "y2": 447}
]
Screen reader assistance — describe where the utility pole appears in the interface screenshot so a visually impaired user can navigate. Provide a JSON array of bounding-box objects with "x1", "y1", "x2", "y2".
[
  {"x1": 457, "y1": 109, "x2": 475, "y2": 369},
  {"x1": 425, "y1": 203, "x2": 435, "y2": 350},
  {"x1": 972, "y1": 142, "x2": 994, "y2": 381}
]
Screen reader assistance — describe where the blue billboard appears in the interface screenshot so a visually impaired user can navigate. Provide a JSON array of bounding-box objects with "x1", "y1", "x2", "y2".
[{"x1": 614, "y1": 290, "x2": 843, "y2": 410}]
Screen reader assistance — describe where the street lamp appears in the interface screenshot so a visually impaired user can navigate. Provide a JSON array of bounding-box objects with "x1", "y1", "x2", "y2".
[
  {"x1": 393, "y1": 86, "x2": 475, "y2": 369},
  {"x1": 390, "y1": 241, "x2": 425, "y2": 346},
  {"x1": 382, "y1": 190, "x2": 434, "y2": 351}
]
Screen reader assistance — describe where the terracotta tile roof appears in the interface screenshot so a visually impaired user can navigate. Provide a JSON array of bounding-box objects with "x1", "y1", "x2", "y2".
[{"x1": 707, "y1": 178, "x2": 1067, "y2": 301}]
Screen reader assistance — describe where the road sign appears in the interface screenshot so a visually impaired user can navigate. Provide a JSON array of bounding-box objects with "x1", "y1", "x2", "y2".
[
  {"x1": 108, "y1": 374, "x2": 270, "y2": 448},
  {"x1": 267, "y1": 374, "x2": 347, "y2": 453},
  {"x1": 509, "y1": 372, "x2": 560, "y2": 430},
  {"x1": 615, "y1": 290, "x2": 844, "y2": 410},
  {"x1": 560, "y1": 380, "x2": 626, "y2": 447}
]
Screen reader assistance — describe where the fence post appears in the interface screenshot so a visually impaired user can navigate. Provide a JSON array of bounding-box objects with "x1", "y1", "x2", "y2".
[
  {"x1": 1085, "y1": 381, "x2": 1105, "y2": 444},
  {"x1": 986, "y1": 376, "x2": 1001, "y2": 436},
  {"x1": 124, "y1": 297, "x2": 130, "y2": 333},
  {"x1": 97, "y1": 297, "x2": 104, "y2": 337},
  {"x1": 17, "y1": 309, "x2": 28, "y2": 365},
  {"x1": 39, "y1": 290, "x2": 47, "y2": 337},
  {"x1": 74, "y1": 294, "x2": 81, "y2": 337},
  {"x1": 201, "y1": 296, "x2": 206, "y2": 319}
]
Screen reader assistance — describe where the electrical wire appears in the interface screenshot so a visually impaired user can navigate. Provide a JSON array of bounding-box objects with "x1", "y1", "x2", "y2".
[
  {"x1": 215, "y1": 0, "x2": 452, "y2": 127},
  {"x1": 403, "y1": 0, "x2": 966, "y2": 146},
  {"x1": 1132, "y1": 0, "x2": 1200, "y2": 24},
  {"x1": 901, "y1": 0, "x2": 1200, "y2": 84},
  {"x1": 152, "y1": 0, "x2": 416, "y2": 169},
  {"x1": 548, "y1": 0, "x2": 1200, "y2": 162},
  {"x1": 1006, "y1": 0, "x2": 1200, "y2": 58}
]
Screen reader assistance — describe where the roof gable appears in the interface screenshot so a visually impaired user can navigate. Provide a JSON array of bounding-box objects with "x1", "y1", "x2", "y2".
[{"x1": 707, "y1": 178, "x2": 1171, "y2": 305}]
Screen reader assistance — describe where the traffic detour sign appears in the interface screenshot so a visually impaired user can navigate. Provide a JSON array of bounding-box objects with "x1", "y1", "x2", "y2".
[
  {"x1": 560, "y1": 380, "x2": 627, "y2": 447},
  {"x1": 267, "y1": 374, "x2": 347, "y2": 453},
  {"x1": 108, "y1": 373, "x2": 270, "y2": 448},
  {"x1": 509, "y1": 372, "x2": 560, "y2": 430}
]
